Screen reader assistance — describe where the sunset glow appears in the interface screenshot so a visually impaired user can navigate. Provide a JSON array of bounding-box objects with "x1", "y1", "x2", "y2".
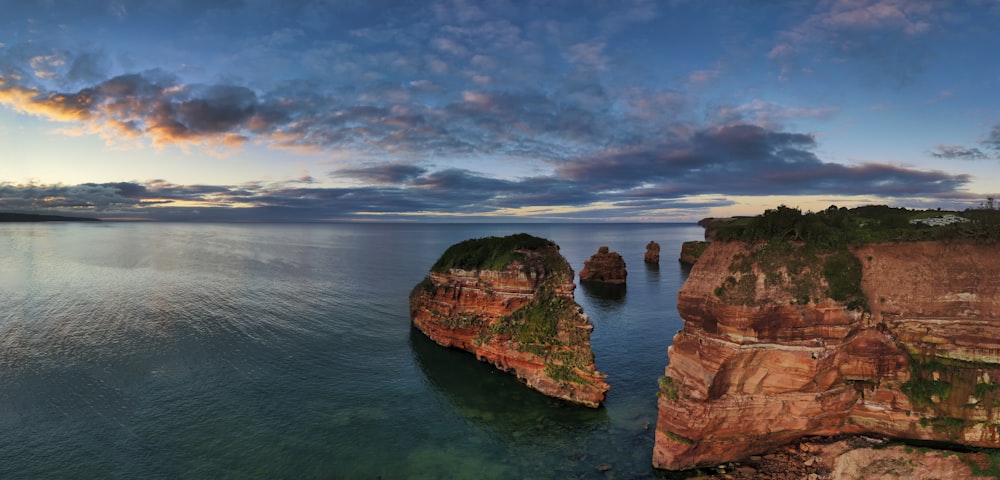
[{"x1": 2, "y1": 1, "x2": 999, "y2": 221}]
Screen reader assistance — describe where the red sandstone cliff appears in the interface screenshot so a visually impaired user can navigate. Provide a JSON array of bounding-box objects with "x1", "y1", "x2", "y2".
[
  {"x1": 410, "y1": 235, "x2": 609, "y2": 407},
  {"x1": 655, "y1": 240, "x2": 1000, "y2": 470}
]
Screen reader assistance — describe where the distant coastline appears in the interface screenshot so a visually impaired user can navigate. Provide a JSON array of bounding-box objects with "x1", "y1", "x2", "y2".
[{"x1": 0, "y1": 212, "x2": 100, "y2": 222}]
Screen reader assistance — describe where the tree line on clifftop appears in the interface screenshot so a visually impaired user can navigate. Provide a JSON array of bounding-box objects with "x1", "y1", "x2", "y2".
[
  {"x1": 706, "y1": 200, "x2": 1000, "y2": 311},
  {"x1": 708, "y1": 200, "x2": 1000, "y2": 248}
]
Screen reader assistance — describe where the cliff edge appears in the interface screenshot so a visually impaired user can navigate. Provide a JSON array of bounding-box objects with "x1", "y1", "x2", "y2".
[
  {"x1": 410, "y1": 234, "x2": 610, "y2": 407},
  {"x1": 654, "y1": 239, "x2": 1000, "y2": 470}
]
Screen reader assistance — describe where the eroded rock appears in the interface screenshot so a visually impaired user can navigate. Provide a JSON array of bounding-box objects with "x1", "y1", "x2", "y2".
[
  {"x1": 410, "y1": 234, "x2": 609, "y2": 407},
  {"x1": 655, "y1": 240, "x2": 1000, "y2": 470},
  {"x1": 579, "y1": 246, "x2": 627, "y2": 284}
]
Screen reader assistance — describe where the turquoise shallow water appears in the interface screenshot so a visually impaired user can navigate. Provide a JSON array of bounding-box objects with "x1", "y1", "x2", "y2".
[{"x1": 0, "y1": 222, "x2": 701, "y2": 479}]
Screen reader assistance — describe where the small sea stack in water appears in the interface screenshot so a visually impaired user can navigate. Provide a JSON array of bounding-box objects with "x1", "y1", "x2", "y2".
[
  {"x1": 579, "y1": 246, "x2": 627, "y2": 284},
  {"x1": 409, "y1": 233, "x2": 609, "y2": 407},
  {"x1": 644, "y1": 241, "x2": 661, "y2": 263}
]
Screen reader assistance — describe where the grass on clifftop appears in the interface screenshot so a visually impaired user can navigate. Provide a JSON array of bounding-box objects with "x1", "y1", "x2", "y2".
[
  {"x1": 709, "y1": 206, "x2": 870, "y2": 309},
  {"x1": 708, "y1": 202, "x2": 1000, "y2": 246},
  {"x1": 431, "y1": 233, "x2": 556, "y2": 273},
  {"x1": 707, "y1": 202, "x2": 1000, "y2": 310}
]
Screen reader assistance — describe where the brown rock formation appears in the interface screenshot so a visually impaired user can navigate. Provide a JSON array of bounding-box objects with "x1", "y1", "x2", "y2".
[
  {"x1": 678, "y1": 240, "x2": 709, "y2": 265},
  {"x1": 654, "y1": 240, "x2": 1000, "y2": 470},
  {"x1": 645, "y1": 241, "x2": 661, "y2": 263},
  {"x1": 673, "y1": 436, "x2": 994, "y2": 480},
  {"x1": 579, "y1": 246, "x2": 627, "y2": 284},
  {"x1": 410, "y1": 234, "x2": 609, "y2": 407}
]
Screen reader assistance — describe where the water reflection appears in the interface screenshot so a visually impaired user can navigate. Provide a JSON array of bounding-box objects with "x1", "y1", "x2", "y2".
[
  {"x1": 644, "y1": 260, "x2": 660, "y2": 275},
  {"x1": 409, "y1": 328, "x2": 608, "y2": 437},
  {"x1": 579, "y1": 281, "x2": 627, "y2": 306}
]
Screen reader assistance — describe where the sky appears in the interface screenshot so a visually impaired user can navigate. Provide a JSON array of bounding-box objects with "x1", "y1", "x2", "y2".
[{"x1": 2, "y1": 0, "x2": 1000, "y2": 222}]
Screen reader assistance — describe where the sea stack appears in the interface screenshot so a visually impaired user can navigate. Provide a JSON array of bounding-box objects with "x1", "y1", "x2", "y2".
[
  {"x1": 409, "y1": 233, "x2": 610, "y2": 407},
  {"x1": 644, "y1": 241, "x2": 661, "y2": 263},
  {"x1": 579, "y1": 246, "x2": 627, "y2": 284},
  {"x1": 654, "y1": 239, "x2": 1000, "y2": 470}
]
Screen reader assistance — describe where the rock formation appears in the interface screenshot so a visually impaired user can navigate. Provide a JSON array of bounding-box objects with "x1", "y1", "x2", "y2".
[
  {"x1": 678, "y1": 241, "x2": 709, "y2": 265},
  {"x1": 644, "y1": 241, "x2": 661, "y2": 263},
  {"x1": 579, "y1": 246, "x2": 627, "y2": 284},
  {"x1": 410, "y1": 234, "x2": 610, "y2": 407},
  {"x1": 654, "y1": 240, "x2": 1000, "y2": 470}
]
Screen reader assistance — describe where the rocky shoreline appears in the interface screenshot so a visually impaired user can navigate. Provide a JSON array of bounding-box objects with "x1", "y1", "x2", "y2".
[{"x1": 687, "y1": 435, "x2": 994, "y2": 480}]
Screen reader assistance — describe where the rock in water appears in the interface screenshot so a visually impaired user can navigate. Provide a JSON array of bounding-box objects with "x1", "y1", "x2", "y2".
[
  {"x1": 654, "y1": 240, "x2": 1000, "y2": 470},
  {"x1": 409, "y1": 233, "x2": 610, "y2": 407},
  {"x1": 644, "y1": 241, "x2": 661, "y2": 263},
  {"x1": 579, "y1": 246, "x2": 627, "y2": 284}
]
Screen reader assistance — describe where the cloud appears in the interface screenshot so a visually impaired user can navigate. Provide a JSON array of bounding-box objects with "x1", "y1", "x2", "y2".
[
  {"x1": 598, "y1": 0, "x2": 659, "y2": 35},
  {"x1": 555, "y1": 123, "x2": 970, "y2": 198},
  {"x1": 929, "y1": 124, "x2": 1000, "y2": 161},
  {"x1": 564, "y1": 42, "x2": 609, "y2": 71},
  {"x1": 29, "y1": 52, "x2": 69, "y2": 80},
  {"x1": 0, "y1": 70, "x2": 262, "y2": 148},
  {"x1": 768, "y1": 0, "x2": 939, "y2": 85},
  {"x1": 333, "y1": 163, "x2": 428, "y2": 184},
  {"x1": 712, "y1": 99, "x2": 839, "y2": 128},
  {"x1": 985, "y1": 124, "x2": 1000, "y2": 151},
  {"x1": 1, "y1": 46, "x2": 621, "y2": 161},
  {"x1": 0, "y1": 123, "x2": 975, "y2": 223},
  {"x1": 930, "y1": 144, "x2": 990, "y2": 160},
  {"x1": 687, "y1": 67, "x2": 721, "y2": 87}
]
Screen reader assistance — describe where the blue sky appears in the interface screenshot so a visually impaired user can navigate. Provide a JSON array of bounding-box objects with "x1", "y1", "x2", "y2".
[{"x1": 2, "y1": 0, "x2": 999, "y2": 222}]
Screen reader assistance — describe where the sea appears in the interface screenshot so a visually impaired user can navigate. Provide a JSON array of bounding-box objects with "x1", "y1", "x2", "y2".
[{"x1": 0, "y1": 222, "x2": 703, "y2": 479}]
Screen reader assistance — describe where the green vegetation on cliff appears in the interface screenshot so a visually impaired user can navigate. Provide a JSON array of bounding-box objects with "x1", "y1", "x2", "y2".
[
  {"x1": 901, "y1": 351, "x2": 1000, "y2": 432},
  {"x1": 707, "y1": 202, "x2": 1000, "y2": 310},
  {"x1": 713, "y1": 237, "x2": 868, "y2": 310},
  {"x1": 679, "y1": 241, "x2": 709, "y2": 265},
  {"x1": 431, "y1": 233, "x2": 557, "y2": 273},
  {"x1": 709, "y1": 202, "x2": 1000, "y2": 246},
  {"x1": 709, "y1": 206, "x2": 873, "y2": 309}
]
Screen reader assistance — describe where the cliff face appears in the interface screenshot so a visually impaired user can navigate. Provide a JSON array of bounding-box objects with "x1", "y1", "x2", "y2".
[
  {"x1": 410, "y1": 236, "x2": 609, "y2": 407},
  {"x1": 579, "y1": 246, "x2": 627, "y2": 284},
  {"x1": 655, "y1": 240, "x2": 1000, "y2": 470}
]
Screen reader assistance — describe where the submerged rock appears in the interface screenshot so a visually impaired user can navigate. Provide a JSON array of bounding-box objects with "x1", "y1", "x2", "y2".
[
  {"x1": 579, "y1": 246, "x2": 627, "y2": 285},
  {"x1": 409, "y1": 233, "x2": 609, "y2": 407}
]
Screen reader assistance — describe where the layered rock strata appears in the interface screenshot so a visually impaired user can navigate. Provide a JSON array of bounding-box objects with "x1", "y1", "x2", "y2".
[
  {"x1": 410, "y1": 234, "x2": 609, "y2": 407},
  {"x1": 654, "y1": 240, "x2": 1000, "y2": 470},
  {"x1": 579, "y1": 246, "x2": 627, "y2": 284},
  {"x1": 645, "y1": 241, "x2": 661, "y2": 263}
]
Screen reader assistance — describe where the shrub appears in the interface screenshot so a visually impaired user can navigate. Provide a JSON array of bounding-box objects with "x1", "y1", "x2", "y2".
[{"x1": 431, "y1": 233, "x2": 555, "y2": 273}]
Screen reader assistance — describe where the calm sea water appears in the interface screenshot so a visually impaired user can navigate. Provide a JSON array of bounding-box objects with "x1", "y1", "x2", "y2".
[{"x1": 0, "y1": 222, "x2": 701, "y2": 479}]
